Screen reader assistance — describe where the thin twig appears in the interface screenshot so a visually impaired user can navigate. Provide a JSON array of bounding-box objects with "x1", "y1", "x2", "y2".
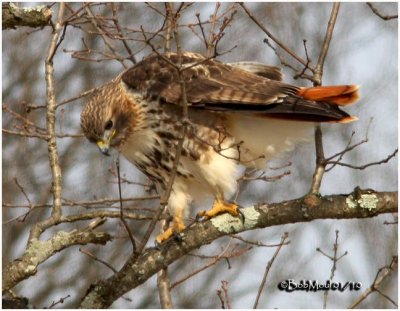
[
  {"x1": 326, "y1": 149, "x2": 398, "y2": 170},
  {"x1": 217, "y1": 280, "x2": 231, "y2": 309},
  {"x1": 79, "y1": 247, "x2": 118, "y2": 273},
  {"x1": 293, "y1": 39, "x2": 312, "y2": 80},
  {"x1": 116, "y1": 157, "x2": 137, "y2": 253},
  {"x1": 263, "y1": 38, "x2": 315, "y2": 81},
  {"x1": 366, "y1": 3, "x2": 398, "y2": 20},
  {"x1": 231, "y1": 235, "x2": 290, "y2": 247},
  {"x1": 195, "y1": 12, "x2": 208, "y2": 51},
  {"x1": 47, "y1": 295, "x2": 71, "y2": 309},
  {"x1": 164, "y1": 3, "x2": 173, "y2": 53},
  {"x1": 4, "y1": 195, "x2": 159, "y2": 209},
  {"x1": 239, "y1": 3, "x2": 309, "y2": 68},
  {"x1": 207, "y1": 3, "x2": 221, "y2": 57},
  {"x1": 314, "y1": 2, "x2": 340, "y2": 85},
  {"x1": 84, "y1": 4, "x2": 127, "y2": 68},
  {"x1": 253, "y1": 232, "x2": 289, "y2": 309},
  {"x1": 111, "y1": 3, "x2": 136, "y2": 64},
  {"x1": 348, "y1": 256, "x2": 398, "y2": 308},
  {"x1": 171, "y1": 243, "x2": 251, "y2": 290},
  {"x1": 308, "y1": 3, "x2": 341, "y2": 195},
  {"x1": 317, "y1": 230, "x2": 348, "y2": 308}
]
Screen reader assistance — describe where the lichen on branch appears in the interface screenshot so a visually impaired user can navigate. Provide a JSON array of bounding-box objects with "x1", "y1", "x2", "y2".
[{"x1": 2, "y1": 3, "x2": 52, "y2": 30}]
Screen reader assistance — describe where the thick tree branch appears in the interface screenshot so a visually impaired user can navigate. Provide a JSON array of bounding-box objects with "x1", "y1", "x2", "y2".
[
  {"x1": 79, "y1": 190, "x2": 397, "y2": 308},
  {"x1": 2, "y1": 3, "x2": 52, "y2": 29},
  {"x1": 3, "y1": 219, "x2": 112, "y2": 291}
]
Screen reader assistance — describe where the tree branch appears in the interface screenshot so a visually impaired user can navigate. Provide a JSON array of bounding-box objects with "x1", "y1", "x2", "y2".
[
  {"x1": 28, "y1": 3, "x2": 65, "y2": 241},
  {"x1": 239, "y1": 3, "x2": 309, "y2": 68},
  {"x1": 79, "y1": 190, "x2": 397, "y2": 308},
  {"x1": 366, "y1": 2, "x2": 398, "y2": 21},
  {"x1": 314, "y1": 2, "x2": 340, "y2": 85},
  {"x1": 349, "y1": 255, "x2": 398, "y2": 308},
  {"x1": 2, "y1": 3, "x2": 52, "y2": 30},
  {"x1": 3, "y1": 219, "x2": 112, "y2": 291},
  {"x1": 309, "y1": 3, "x2": 341, "y2": 194}
]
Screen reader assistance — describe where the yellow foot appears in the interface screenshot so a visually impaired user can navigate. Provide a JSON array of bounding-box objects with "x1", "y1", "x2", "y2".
[
  {"x1": 156, "y1": 217, "x2": 186, "y2": 244},
  {"x1": 197, "y1": 200, "x2": 241, "y2": 221}
]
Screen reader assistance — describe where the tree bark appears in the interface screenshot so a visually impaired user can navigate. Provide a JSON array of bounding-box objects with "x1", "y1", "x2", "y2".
[
  {"x1": 79, "y1": 190, "x2": 397, "y2": 308},
  {"x1": 2, "y1": 3, "x2": 52, "y2": 30}
]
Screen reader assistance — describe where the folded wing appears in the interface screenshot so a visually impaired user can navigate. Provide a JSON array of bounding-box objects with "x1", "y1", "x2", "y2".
[{"x1": 121, "y1": 52, "x2": 359, "y2": 123}]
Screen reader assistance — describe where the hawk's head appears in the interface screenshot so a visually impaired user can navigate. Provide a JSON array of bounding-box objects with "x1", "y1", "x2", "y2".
[{"x1": 80, "y1": 80, "x2": 134, "y2": 156}]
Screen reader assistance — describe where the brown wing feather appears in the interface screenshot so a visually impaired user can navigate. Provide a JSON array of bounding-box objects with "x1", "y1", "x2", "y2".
[
  {"x1": 122, "y1": 52, "x2": 297, "y2": 104},
  {"x1": 227, "y1": 62, "x2": 283, "y2": 81},
  {"x1": 121, "y1": 52, "x2": 358, "y2": 122}
]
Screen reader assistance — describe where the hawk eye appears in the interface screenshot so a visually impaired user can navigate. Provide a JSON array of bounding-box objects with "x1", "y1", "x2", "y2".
[{"x1": 105, "y1": 120, "x2": 113, "y2": 130}]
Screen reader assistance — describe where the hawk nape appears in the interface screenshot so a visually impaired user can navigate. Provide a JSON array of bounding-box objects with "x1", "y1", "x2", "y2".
[{"x1": 81, "y1": 52, "x2": 360, "y2": 244}]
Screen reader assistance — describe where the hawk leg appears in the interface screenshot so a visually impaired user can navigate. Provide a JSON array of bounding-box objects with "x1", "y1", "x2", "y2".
[
  {"x1": 197, "y1": 199, "x2": 243, "y2": 221},
  {"x1": 156, "y1": 212, "x2": 186, "y2": 244}
]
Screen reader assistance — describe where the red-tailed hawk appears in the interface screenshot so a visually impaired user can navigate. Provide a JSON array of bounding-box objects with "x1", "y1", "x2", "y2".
[{"x1": 80, "y1": 52, "x2": 359, "y2": 243}]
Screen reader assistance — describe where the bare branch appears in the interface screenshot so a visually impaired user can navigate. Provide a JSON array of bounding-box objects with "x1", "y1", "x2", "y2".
[
  {"x1": 231, "y1": 235, "x2": 290, "y2": 247},
  {"x1": 309, "y1": 125, "x2": 325, "y2": 194},
  {"x1": 157, "y1": 268, "x2": 173, "y2": 308},
  {"x1": 116, "y1": 158, "x2": 137, "y2": 252},
  {"x1": 326, "y1": 148, "x2": 398, "y2": 170},
  {"x1": 349, "y1": 256, "x2": 398, "y2": 308},
  {"x1": 314, "y1": 2, "x2": 340, "y2": 85},
  {"x1": 84, "y1": 4, "x2": 127, "y2": 68},
  {"x1": 309, "y1": 3, "x2": 341, "y2": 194},
  {"x1": 317, "y1": 230, "x2": 348, "y2": 308},
  {"x1": 79, "y1": 247, "x2": 118, "y2": 273},
  {"x1": 28, "y1": 2, "x2": 66, "y2": 241},
  {"x1": 110, "y1": 3, "x2": 137, "y2": 64},
  {"x1": 170, "y1": 244, "x2": 251, "y2": 289},
  {"x1": 47, "y1": 294, "x2": 71, "y2": 309},
  {"x1": 366, "y1": 3, "x2": 398, "y2": 20},
  {"x1": 217, "y1": 280, "x2": 232, "y2": 309},
  {"x1": 239, "y1": 3, "x2": 309, "y2": 68},
  {"x1": 253, "y1": 232, "x2": 289, "y2": 308},
  {"x1": 163, "y1": 3, "x2": 173, "y2": 53}
]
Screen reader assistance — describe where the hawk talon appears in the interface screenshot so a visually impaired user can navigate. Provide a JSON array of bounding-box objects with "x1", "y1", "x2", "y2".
[
  {"x1": 154, "y1": 240, "x2": 162, "y2": 250},
  {"x1": 196, "y1": 200, "x2": 242, "y2": 222},
  {"x1": 195, "y1": 210, "x2": 209, "y2": 221},
  {"x1": 195, "y1": 213, "x2": 203, "y2": 222},
  {"x1": 156, "y1": 217, "x2": 186, "y2": 245},
  {"x1": 238, "y1": 208, "x2": 245, "y2": 224},
  {"x1": 173, "y1": 231, "x2": 183, "y2": 242}
]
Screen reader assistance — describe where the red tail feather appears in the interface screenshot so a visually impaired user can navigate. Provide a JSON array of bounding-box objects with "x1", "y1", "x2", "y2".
[{"x1": 297, "y1": 85, "x2": 360, "y2": 106}]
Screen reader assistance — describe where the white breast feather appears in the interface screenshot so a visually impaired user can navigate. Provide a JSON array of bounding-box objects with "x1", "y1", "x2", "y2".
[
  {"x1": 228, "y1": 115, "x2": 314, "y2": 169},
  {"x1": 119, "y1": 128, "x2": 158, "y2": 165}
]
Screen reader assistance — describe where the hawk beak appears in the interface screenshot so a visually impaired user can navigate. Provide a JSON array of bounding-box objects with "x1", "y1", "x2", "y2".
[
  {"x1": 96, "y1": 140, "x2": 111, "y2": 156},
  {"x1": 96, "y1": 129, "x2": 116, "y2": 156}
]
